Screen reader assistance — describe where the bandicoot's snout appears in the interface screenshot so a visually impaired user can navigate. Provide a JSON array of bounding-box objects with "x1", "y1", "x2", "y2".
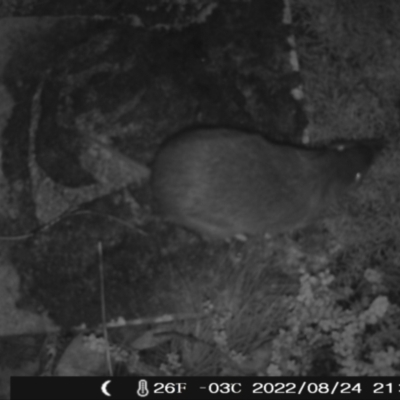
[{"x1": 151, "y1": 128, "x2": 381, "y2": 240}]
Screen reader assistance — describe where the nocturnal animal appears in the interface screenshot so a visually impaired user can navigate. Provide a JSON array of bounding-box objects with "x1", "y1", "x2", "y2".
[{"x1": 150, "y1": 128, "x2": 381, "y2": 240}]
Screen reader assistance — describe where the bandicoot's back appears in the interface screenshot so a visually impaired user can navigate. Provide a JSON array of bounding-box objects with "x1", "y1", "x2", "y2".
[{"x1": 151, "y1": 128, "x2": 380, "y2": 239}]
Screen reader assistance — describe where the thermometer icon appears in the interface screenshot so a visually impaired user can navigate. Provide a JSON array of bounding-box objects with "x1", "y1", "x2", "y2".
[{"x1": 137, "y1": 379, "x2": 149, "y2": 397}]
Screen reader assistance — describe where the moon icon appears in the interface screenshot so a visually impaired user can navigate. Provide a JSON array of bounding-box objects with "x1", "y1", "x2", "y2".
[{"x1": 101, "y1": 380, "x2": 111, "y2": 397}]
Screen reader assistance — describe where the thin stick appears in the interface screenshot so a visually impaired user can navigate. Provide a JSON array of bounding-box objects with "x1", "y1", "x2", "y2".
[{"x1": 98, "y1": 242, "x2": 113, "y2": 376}]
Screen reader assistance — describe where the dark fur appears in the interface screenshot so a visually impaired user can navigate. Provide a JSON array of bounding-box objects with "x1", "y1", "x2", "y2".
[{"x1": 151, "y1": 128, "x2": 381, "y2": 239}]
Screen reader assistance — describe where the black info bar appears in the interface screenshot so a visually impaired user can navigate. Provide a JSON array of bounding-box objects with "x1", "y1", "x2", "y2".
[{"x1": 10, "y1": 376, "x2": 400, "y2": 399}]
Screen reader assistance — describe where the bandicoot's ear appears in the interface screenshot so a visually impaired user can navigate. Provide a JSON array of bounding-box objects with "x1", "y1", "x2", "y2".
[{"x1": 330, "y1": 137, "x2": 384, "y2": 185}]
